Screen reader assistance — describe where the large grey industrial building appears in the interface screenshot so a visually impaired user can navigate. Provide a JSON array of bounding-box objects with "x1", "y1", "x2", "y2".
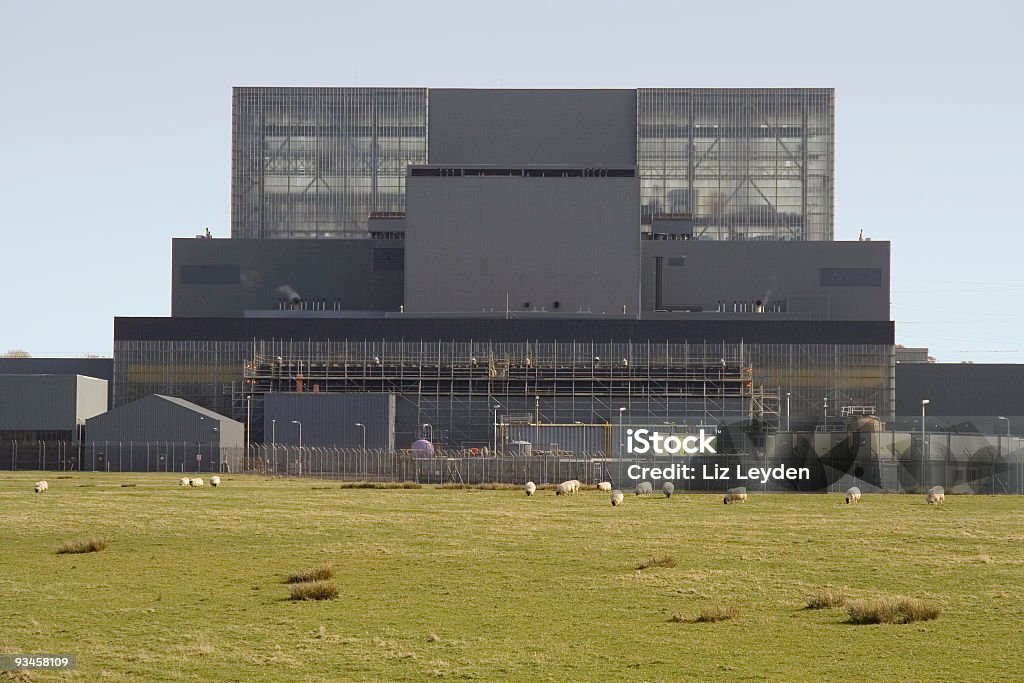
[{"x1": 113, "y1": 86, "x2": 896, "y2": 454}]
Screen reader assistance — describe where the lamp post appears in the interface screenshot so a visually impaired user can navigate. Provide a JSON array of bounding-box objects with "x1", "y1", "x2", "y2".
[
  {"x1": 823, "y1": 396, "x2": 828, "y2": 431},
  {"x1": 618, "y1": 407, "x2": 627, "y2": 460},
  {"x1": 423, "y1": 423, "x2": 433, "y2": 443},
  {"x1": 291, "y1": 420, "x2": 303, "y2": 477},
  {"x1": 998, "y1": 416, "x2": 1009, "y2": 437},
  {"x1": 921, "y1": 399, "x2": 929, "y2": 487},
  {"x1": 492, "y1": 403, "x2": 502, "y2": 456},
  {"x1": 355, "y1": 423, "x2": 366, "y2": 457},
  {"x1": 271, "y1": 418, "x2": 276, "y2": 445},
  {"x1": 786, "y1": 392, "x2": 791, "y2": 431}
]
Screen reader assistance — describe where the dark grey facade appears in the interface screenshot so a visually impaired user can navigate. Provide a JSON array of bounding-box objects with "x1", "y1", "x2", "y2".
[
  {"x1": 896, "y1": 364, "x2": 1024, "y2": 429},
  {"x1": 263, "y1": 393, "x2": 395, "y2": 449},
  {"x1": 641, "y1": 240, "x2": 889, "y2": 320},
  {"x1": 427, "y1": 89, "x2": 637, "y2": 166},
  {"x1": 0, "y1": 374, "x2": 108, "y2": 441},
  {"x1": 404, "y1": 167, "x2": 641, "y2": 315},
  {"x1": 172, "y1": 238, "x2": 403, "y2": 317},
  {"x1": 0, "y1": 358, "x2": 113, "y2": 406}
]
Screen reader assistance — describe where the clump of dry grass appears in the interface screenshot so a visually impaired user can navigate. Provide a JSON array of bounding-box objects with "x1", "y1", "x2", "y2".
[
  {"x1": 440, "y1": 483, "x2": 518, "y2": 490},
  {"x1": 806, "y1": 586, "x2": 849, "y2": 610},
  {"x1": 847, "y1": 596, "x2": 941, "y2": 624},
  {"x1": 668, "y1": 611, "x2": 687, "y2": 623},
  {"x1": 286, "y1": 562, "x2": 333, "y2": 584},
  {"x1": 637, "y1": 554, "x2": 677, "y2": 570},
  {"x1": 289, "y1": 580, "x2": 339, "y2": 601},
  {"x1": 337, "y1": 481, "x2": 422, "y2": 489},
  {"x1": 696, "y1": 603, "x2": 739, "y2": 623},
  {"x1": 57, "y1": 537, "x2": 108, "y2": 554}
]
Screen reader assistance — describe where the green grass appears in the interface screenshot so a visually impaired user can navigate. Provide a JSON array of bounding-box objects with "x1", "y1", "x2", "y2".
[{"x1": 1, "y1": 472, "x2": 1023, "y2": 681}]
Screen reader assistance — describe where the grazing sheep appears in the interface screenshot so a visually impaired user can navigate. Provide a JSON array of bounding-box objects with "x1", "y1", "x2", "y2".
[
  {"x1": 568, "y1": 479, "x2": 581, "y2": 494},
  {"x1": 635, "y1": 481, "x2": 653, "y2": 496},
  {"x1": 610, "y1": 490, "x2": 624, "y2": 507},
  {"x1": 927, "y1": 485, "x2": 945, "y2": 504},
  {"x1": 555, "y1": 482, "x2": 569, "y2": 496},
  {"x1": 723, "y1": 486, "x2": 748, "y2": 504},
  {"x1": 525, "y1": 481, "x2": 537, "y2": 497},
  {"x1": 178, "y1": 476, "x2": 191, "y2": 487},
  {"x1": 845, "y1": 486, "x2": 862, "y2": 504},
  {"x1": 662, "y1": 481, "x2": 674, "y2": 498},
  {"x1": 597, "y1": 482, "x2": 612, "y2": 492},
  {"x1": 34, "y1": 480, "x2": 48, "y2": 494},
  {"x1": 189, "y1": 477, "x2": 204, "y2": 488},
  {"x1": 210, "y1": 476, "x2": 221, "y2": 487}
]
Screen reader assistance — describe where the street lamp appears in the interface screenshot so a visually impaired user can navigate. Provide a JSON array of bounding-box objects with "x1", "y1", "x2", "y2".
[
  {"x1": 786, "y1": 392, "x2": 791, "y2": 431},
  {"x1": 998, "y1": 416, "x2": 1009, "y2": 437},
  {"x1": 355, "y1": 422, "x2": 366, "y2": 457},
  {"x1": 492, "y1": 403, "x2": 502, "y2": 455},
  {"x1": 823, "y1": 396, "x2": 828, "y2": 431},
  {"x1": 423, "y1": 423, "x2": 433, "y2": 442},
  {"x1": 291, "y1": 420, "x2": 303, "y2": 477},
  {"x1": 618, "y1": 407, "x2": 627, "y2": 459},
  {"x1": 921, "y1": 400, "x2": 929, "y2": 486},
  {"x1": 271, "y1": 419, "x2": 276, "y2": 445}
]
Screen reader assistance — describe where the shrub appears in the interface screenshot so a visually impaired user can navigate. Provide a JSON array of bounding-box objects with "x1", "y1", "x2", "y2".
[
  {"x1": 289, "y1": 580, "x2": 339, "y2": 601},
  {"x1": 637, "y1": 554, "x2": 677, "y2": 570},
  {"x1": 847, "y1": 596, "x2": 941, "y2": 624},
  {"x1": 806, "y1": 587, "x2": 848, "y2": 610},
  {"x1": 287, "y1": 562, "x2": 333, "y2": 584},
  {"x1": 337, "y1": 481, "x2": 422, "y2": 489},
  {"x1": 57, "y1": 538, "x2": 108, "y2": 554},
  {"x1": 696, "y1": 603, "x2": 739, "y2": 623}
]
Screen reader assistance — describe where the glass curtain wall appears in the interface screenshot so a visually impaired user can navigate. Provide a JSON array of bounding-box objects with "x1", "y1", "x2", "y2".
[
  {"x1": 637, "y1": 88, "x2": 834, "y2": 241},
  {"x1": 231, "y1": 87, "x2": 428, "y2": 239}
]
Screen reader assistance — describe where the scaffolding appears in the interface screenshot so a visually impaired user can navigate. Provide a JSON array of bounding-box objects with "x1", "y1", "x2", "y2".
[{"x1": 234, "y1": 339, "x2": 780, "y2": 448}]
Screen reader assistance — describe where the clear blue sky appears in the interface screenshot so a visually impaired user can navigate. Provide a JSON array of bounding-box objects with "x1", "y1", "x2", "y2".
[{"x1": 1, "y1": 1, "x2": 1021, "y2": 361}]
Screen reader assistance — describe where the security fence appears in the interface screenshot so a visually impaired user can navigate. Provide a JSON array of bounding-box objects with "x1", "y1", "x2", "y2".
[{"x1": 3, "y1": 432, "x2": 1023, "y2": 494}]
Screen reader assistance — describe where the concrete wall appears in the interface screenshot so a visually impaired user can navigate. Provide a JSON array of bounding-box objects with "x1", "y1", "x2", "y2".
[
  {"x1": 172, "y1": 238, "x2": 404, "y2": 317},
  {"x1": 405, "y1": 172, "x2": 641, "y2": 314},
  {"x1": 428, "y1": 89, "x2": 637, "y2": 166},
  {"x1": 641, "y1": 240, "x2": 889, "y2": 321},
  {"x1": 263, "y1": 393, "x2": 395, "y2": 448}
]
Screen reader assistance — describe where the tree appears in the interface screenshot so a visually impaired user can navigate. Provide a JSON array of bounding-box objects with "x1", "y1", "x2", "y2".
[{"x1": 2, "y1": 349, "x2": 31, "y2": 358}]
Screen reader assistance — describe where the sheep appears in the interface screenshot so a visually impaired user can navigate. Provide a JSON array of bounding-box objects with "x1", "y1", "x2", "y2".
[
  {"x1": 568, "y1": 479, "x2": 581, "y2": 494},
  {"x1": 189, "y1": 477, "x2": 204, "y2": 488},
  {"x1": 662, "y1": 481, "x2": 675, "y2": 498},
  {"x1": 555, "y1": 482, "x2": 569, "y2": 496},
  {"x1": 635, "y1": 481, "x2": 653, "y2": 496},
  {"x1": 178, "y1": 476, "x2": 191, "y2": 487},
  {"x1": 34, "y1": 480, "x2": 48, "y2": 494},
  {"x1": 525, "y1": 481, "x2": 537, "y2": 497},
  {"x1": 845, "y1": 486, "x2": 862, "y2": 504},
  {"x1": 597, "y1": 481, "x2": 612, "y2": 492},
  {"x1": 610, "y1": 490, "x2": 624, "y2": 507},
  {"x1": 723, "y1": 486, "x2": 748, "y2": 504},
  {"x1": 210, "y1": 476, "x2": 221, "y2": 487},
  {"x1": 927, "y1": 485, "x2": 945, "y2": 504}
]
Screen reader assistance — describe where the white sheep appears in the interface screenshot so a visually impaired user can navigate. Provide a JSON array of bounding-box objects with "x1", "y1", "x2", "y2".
[
  {"x1": 210, "y1": 476, "x2": 221, "y2": 487},
  {"x1": 568, "y1": 479, "x2": 580, "y2": 494},
  {"x1": 927, "y1": 485, "x2": 945, "y2": 504},
  {"x1": 723, "y1": 486, "x2": 748, "y2": 504},
  {"x1": 610, "y1": 490, "x2": 624, "y2": 507},
  {"x1": 178, "y1": 476, "x2": 191, "y2": 486},
  {"x1": 34, "y1": 480, "x2": 48, "y2": 494},
  {"x1": 189, "y1": 477, "x2": 204, "y2": 488},
  {"x1": 597, "y1": 482, "x2": 612, "y2": 492},
  {"x1": 555, "y1": 482, "x2": 569, "y2": 496},
  {"x1": 635, "y1": 481, "x2": 653, "y2": 495},
  {"x1": 845, "y1": 486, "x2": 861, "y2": 504},
  {"x1": 525, "y1": 481, "x2": 537, "y2": 496},
  {"x1": 662, "y1": 481, "x2": 674, "y2": 498}
]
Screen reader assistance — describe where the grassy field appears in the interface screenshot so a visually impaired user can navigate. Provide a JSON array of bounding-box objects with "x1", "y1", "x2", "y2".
[{"x1": 1, "y1": 473, "x2": 1022, "y2": 682}]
